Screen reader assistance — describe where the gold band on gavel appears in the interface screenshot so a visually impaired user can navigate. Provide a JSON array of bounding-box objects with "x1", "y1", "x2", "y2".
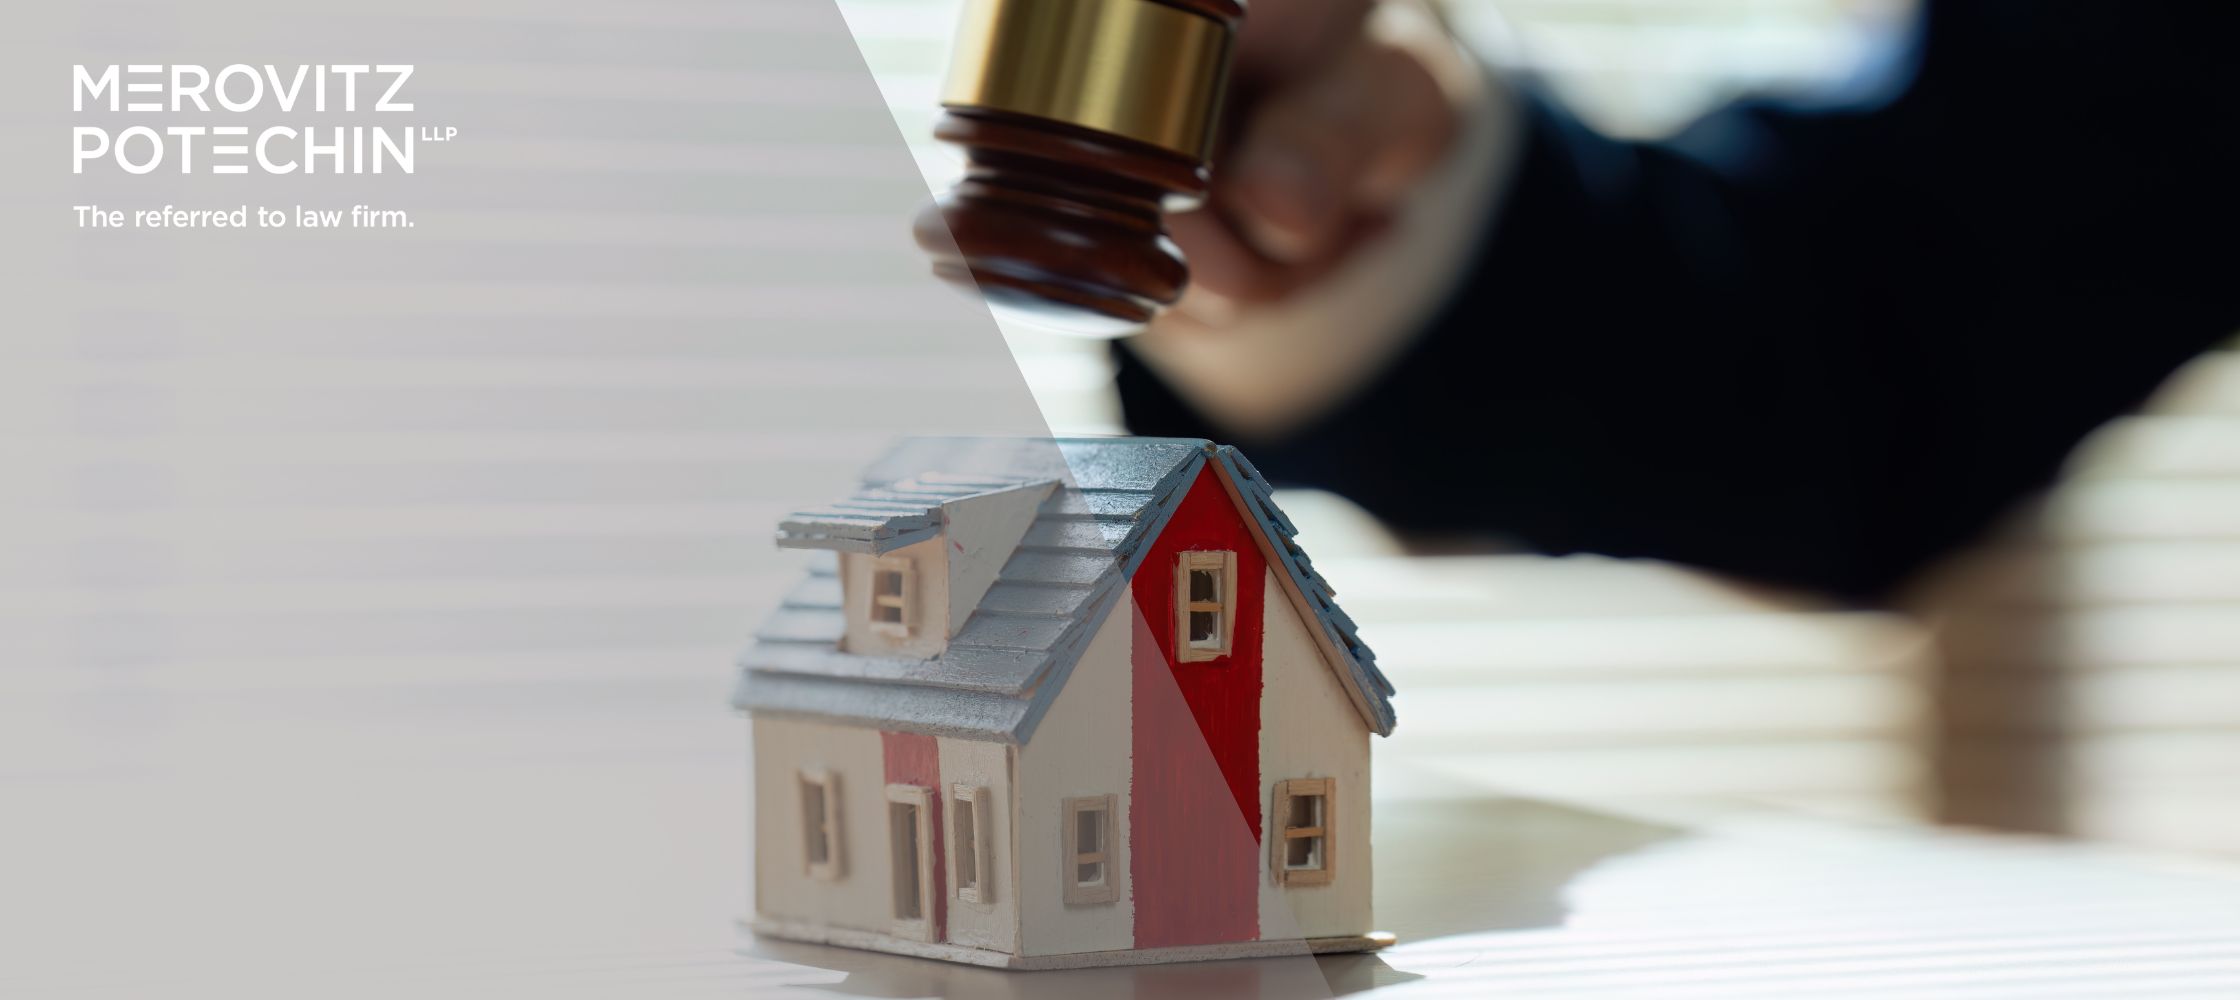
[{"x1": 940, "y1": 0, "x2": 1234, "y2": 161}]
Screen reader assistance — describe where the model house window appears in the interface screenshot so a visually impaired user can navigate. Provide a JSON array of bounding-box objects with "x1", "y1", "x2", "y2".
[
  {"x1": 1063, "y1": 794, "x2": 1118, "y2": 904},
  {"x1": 1272, "y1": 778, "x2": 1334, "y2": 886},
  {"x1": 1175, "y1": 550, "x2": 1236, "y2": 662},
  {"x1": 952, "y1": 784, "x2": 994, "y2": 905},
  {"x1": 799, "y1": 768, "x2": 843, "y2": 880},
  {"x1": 869, "y1": 556, "x2": 914, "y2": 636}
]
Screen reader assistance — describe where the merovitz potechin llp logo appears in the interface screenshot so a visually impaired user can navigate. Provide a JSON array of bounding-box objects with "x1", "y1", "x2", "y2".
[
  {"x1": 72, "y1": 63, "x2": 454, "y2": 174},
  {"x1": 70, "y1": 64, "x2": 458, "y2": 230}
]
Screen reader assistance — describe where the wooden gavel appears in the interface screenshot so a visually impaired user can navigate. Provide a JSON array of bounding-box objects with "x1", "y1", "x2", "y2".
[{"x1": 913, "y1": 0, "x2": 1246, "y2": 336}]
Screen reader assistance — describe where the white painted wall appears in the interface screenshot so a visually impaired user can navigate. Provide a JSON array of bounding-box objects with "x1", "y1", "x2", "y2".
[
  {"x1": 941, "y1": 482, "x2": 1055, "y2": 637},
  {"x1": 1255, "y1": 568, "x2": 1375, "y2": 940},
  {"x1": 840, "y1": 535, "x2": 948, "y2": 659},
  {"x1": 1014, "y1": 592, "x2": 1135, "y2": 957},
  {"x1": 937, "y1": 735, "x2": 1018, "y2": 953},
  {"x1": 751, "y1": 715, "x2": 895, "y2": 934}
]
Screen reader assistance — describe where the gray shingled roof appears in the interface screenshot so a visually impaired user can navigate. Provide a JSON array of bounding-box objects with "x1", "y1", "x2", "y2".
[
  {"x1": 731, "y1": 437, "x2": 1396, "y2": 742},
  {"x1": 777, "y1": 473, "x2": 1050, "y2": 554},
  {"x1": 1214, "y1": 447, "x2": 1397, "y2": 734}
]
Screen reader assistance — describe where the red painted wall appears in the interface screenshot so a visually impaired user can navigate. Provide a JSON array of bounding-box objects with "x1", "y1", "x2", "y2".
[
  {"x1": 1130, "y1": 465, "x2": 1267, "y2": 948},
  {"x1": 880, "y1": 730, "x2": 945, "y2": 942}
]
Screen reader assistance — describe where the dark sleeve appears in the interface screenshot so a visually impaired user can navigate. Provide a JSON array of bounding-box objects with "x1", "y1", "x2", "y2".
[{"x1": 1117, "y1": 0, "x2": 2240, "y2": 603}]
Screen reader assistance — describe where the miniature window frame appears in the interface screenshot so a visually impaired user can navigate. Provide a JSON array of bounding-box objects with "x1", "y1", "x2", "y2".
[
  {"x1": 950, "y1": 783, "x2": 995, "y2": 907},
  {"x1": 1175, "y1": 550, "x2": 1237, "y2": 663},
  {"x1": 885, "y1": 783, "x2": 936, "y2": 941},
  {"x1": 799, "y1": 768, "x2": 844, "y2": 881},
  {"x1": 869, "y1": 556, "x2": 915, "y2": 638},
  {"x1": 1062, "y1": 794, "x2": 1118, "y2": 905},
  {"x1": 1272, "y1": 778, "x2": 1334, "y2": 887}
]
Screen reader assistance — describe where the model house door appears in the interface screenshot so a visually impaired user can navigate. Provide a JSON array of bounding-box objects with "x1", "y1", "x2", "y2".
[{"x1": 886, "y1": 784, "x2": 935, "y2": 942}]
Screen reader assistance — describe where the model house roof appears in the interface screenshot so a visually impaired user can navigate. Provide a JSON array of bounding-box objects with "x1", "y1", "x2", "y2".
[
  {"x1": 732, "y1": 437, "x2": 1397, "y2": 743},
  {"x1": 777, "y1": 473, "x2": 1054, "y2": 554}
]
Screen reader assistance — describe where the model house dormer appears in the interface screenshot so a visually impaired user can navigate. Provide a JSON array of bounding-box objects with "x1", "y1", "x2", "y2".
[{"x1": 777, "y1": 473, "x2": 1056, "y2": 659}]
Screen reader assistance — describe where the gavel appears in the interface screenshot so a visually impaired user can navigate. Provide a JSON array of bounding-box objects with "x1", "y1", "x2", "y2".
[{"x1": 913, "y1": 0, "x2": 1246, "y2": 336}]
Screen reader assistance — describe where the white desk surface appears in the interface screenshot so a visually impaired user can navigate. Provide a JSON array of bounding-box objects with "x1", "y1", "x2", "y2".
[{"x1": 6, "y1": 668, "x2": 2239, "y2": 1000}]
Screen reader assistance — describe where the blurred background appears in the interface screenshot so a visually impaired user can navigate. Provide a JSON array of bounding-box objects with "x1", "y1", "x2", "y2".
[{"x1": 845, "y1": 0, "x2": 2240, "y2": 855}]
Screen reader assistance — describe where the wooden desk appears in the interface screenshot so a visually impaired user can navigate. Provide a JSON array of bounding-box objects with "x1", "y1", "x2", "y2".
[{"x1": 6, "y1": 673, "x2": 2237, "y2": 998}]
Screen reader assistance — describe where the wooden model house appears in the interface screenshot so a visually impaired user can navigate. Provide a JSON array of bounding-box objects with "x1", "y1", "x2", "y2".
[{"x1": 734, "y1": 438, "x2": 1397, "y2": 969}]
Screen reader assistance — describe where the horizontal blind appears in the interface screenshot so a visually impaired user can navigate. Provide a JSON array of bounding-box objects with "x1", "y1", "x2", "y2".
[{"x1": 1930, "y1": 349, "x2": 2240, "y2": 853}]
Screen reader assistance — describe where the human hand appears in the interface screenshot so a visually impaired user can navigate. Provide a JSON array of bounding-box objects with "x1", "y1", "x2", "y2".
[{"x1": 1173, "y1": 0, "x2": 1472, "y2": 319}]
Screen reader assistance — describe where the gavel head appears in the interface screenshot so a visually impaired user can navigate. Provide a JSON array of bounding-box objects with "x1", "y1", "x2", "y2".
[{"x1": 913, "y1": 0, "x2": 1246, "y2": 337}]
